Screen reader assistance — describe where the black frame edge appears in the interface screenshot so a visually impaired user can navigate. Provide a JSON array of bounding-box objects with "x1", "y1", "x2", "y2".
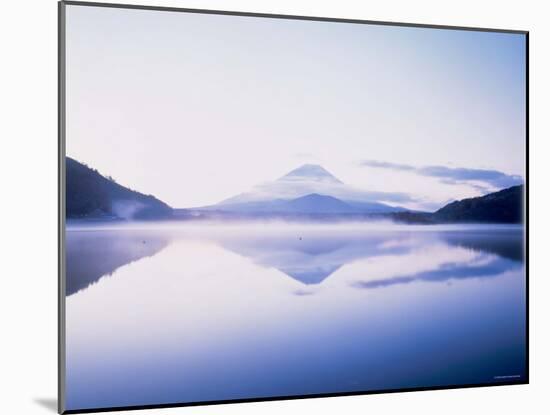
[
  {"x1": 61, "y1": 0, "x2": 528, "y2": 35},
  {"x1": 58, "y1": 1, "x2": 67, "y2": 414},
  {"x1": 525, "y1": 31, "x2": 530, "y2": 386},
  {"x1": 63, "y1": 381, "x2": 527, "y2": 414}
]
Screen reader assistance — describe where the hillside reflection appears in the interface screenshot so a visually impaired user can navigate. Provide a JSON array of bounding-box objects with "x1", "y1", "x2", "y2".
[{"x1": 66, "y1": 230, "x2": 170, "y2": 296}]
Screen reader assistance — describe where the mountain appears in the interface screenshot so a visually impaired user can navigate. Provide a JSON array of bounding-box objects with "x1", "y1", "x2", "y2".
[
  {"x1": 66, "y1": 157, "x2": 172, "y2": 220},
  {"x1": 279, "y1": 164, "x2": 344, "y2": 184},
  {"x1": 214, "y1": 193, "x2": 358, "y2": 214},
  {"x1": 200, "y1": 164, "x2": 405, "y2": 214},
  {"x1": 283, "y1": 193, "x2": 357, "y2": 213},
  {"x1": 432, "y1": 185, "x2": 523, "y2": 223},
  {"x1": 392, "y1": 185, "x2": 524, "y2": 224}
]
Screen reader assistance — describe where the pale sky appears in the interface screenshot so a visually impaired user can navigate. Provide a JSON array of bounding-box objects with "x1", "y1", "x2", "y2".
[{"x1": 65, "y1": 4, "x2": 526, "y2": 210}]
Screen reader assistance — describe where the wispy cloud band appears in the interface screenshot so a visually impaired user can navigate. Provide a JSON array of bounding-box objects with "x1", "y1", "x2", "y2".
[{"x1": 360, "y1": 160, "x2": 523, "y2": 191}]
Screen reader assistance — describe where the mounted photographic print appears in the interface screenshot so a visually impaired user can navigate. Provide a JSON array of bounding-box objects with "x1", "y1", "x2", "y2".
[{"x1": 59, "y1": 1, "x2": 528, "y2": 413}]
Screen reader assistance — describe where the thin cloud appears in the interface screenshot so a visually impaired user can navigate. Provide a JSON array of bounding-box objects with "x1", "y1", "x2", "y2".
[
  {"x1": 360, "y1": 160, "x2": 523, "y2": 190},
  {"x1": 360, "y1": 160, "x2": 415, "y2": 171}
]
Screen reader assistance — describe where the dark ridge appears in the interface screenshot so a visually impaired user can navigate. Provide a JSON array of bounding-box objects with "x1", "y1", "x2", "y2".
[
  {"x1": 391, "y1": 185, "x2": 524, "y2": 224},
  {"x1": 433, "y1": 185, "x2": 523, "y2": 223},
  {"x1": 66, "y1": 157, "x2": 172, "y2": 220}
]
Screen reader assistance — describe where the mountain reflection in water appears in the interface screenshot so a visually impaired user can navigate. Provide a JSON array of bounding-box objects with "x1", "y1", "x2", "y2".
[{"x1": 66, "y1": 225, "x2": 523, "y2": 292}]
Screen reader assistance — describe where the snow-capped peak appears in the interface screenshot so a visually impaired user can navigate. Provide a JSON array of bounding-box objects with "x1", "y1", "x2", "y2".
[{"x1": 278, "y1": 164, "x2": 343, "y2": 184}]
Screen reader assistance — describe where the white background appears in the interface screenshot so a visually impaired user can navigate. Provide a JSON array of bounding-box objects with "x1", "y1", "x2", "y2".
[{"x1": 0, "y1": 0, "x2": 546, "y2": 414}]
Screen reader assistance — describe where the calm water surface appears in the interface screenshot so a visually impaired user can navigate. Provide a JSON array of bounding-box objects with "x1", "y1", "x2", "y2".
[{"x1": 65, "y1": 223, "x2": 526, "y2": 411}]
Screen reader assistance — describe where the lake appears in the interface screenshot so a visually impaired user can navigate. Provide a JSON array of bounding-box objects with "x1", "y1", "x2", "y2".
[{"x1": 64, "y1": 222, "x2": 526, "y2": 411}]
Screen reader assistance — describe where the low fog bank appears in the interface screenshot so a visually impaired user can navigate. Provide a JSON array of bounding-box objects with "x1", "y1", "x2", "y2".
[{"x1": 65, "y1": 217, "x2": 524, "y2": 235}]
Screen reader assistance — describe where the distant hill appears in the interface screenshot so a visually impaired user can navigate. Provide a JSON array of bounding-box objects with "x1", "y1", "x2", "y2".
[
  {"x1": 193, "y1": 192, "x2": 402, "y2": 216},
  {"x1": 392, "y1": 185, "x2": 524, "y2": 224},
  {"x1": 344, "y1": 200, "x2": 405, "y2": 213},
  {"x1": 66, "y1": 157, "x2": 172, "y2": 220}
]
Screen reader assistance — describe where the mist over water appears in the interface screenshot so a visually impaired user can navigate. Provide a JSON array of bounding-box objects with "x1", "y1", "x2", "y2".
[{"x1": 65, "y1": 222, "x2": 526, "y2": 411}]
